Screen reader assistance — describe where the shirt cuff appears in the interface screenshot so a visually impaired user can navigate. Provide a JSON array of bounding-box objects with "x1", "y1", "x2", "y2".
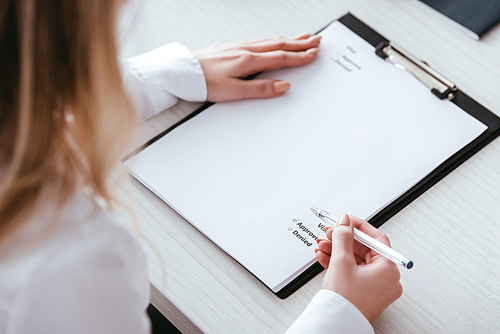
[
  {"x1": 286, "y1": 289, "x2": 374, "y2": 334},
  {"x1": 127, "y1": 42, "x2": 207, "y2": 115}
]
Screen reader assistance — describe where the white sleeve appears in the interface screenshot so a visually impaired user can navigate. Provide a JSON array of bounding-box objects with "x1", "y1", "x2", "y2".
[
  {"x1": 120, "y1": 43, "x2": 207, "y2": 121},
  {"x1": 6, "y1": 226, "x2": 151, "y2": 334},
  {"x1": 286, "y1": 289, "x2": 374, "y2": 334}
]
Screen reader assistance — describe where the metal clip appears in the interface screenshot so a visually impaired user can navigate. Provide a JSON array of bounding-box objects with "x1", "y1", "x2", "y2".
[{"x1": 375, "y1": 41, "x2": 456, "y2": 100}]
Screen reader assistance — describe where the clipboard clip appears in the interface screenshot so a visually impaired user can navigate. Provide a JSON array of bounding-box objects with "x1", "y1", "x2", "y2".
[{"x1": 375, "y1": 41, "x2": 457, "y2": 100}]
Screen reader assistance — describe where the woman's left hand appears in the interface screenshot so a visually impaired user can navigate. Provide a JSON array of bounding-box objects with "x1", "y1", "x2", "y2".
[{"x1": 194, "y1": 33, "x2": 321, "y2": 102}]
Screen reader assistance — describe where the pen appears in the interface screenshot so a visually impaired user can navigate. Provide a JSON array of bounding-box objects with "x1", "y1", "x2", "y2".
[{"x1": 310, "y1": 207, "x2": 413, "y2": 269}]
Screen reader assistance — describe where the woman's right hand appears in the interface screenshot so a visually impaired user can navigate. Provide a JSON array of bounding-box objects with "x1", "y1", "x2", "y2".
[{"x1": 315, "y1": 214, "x2": 403, "y2": 323}]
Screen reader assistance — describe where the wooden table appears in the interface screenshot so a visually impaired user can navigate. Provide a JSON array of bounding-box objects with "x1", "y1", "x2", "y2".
[{"x1": 118, "y1": 0, "x2": 500, "y2": 332}]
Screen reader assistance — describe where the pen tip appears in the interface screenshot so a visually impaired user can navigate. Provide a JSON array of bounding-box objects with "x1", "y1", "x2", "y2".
[
  {"x1": 406, "y1": 261, "x2": 414, "y2": 269},
  {"x1": 309, "y1": 207, "x2": 321, "y2": 217}
]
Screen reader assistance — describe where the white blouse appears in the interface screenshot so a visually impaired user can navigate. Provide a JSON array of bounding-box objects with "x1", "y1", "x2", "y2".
[{"x1": 0, "y1": 43, "x2": 373, "y2": 334}]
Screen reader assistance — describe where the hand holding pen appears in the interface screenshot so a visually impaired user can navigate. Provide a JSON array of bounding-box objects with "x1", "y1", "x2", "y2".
[
  {"x1": 311, "y1": 207, "x2": 413, "y2": 269},
  {"x1": 314, "y1": 213, "x2": 404, "y2": 323}
]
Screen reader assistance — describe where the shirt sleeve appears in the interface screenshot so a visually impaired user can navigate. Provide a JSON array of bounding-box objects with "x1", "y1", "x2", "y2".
[
  {"x1": 120, "y1": 43, "x2": 207, "y2": 121},
  {"x1": 6, "y1": 224, "x2": 151, "y2": 334},
  {"x1": 286, "y1": 289, "x2": 374, "y2": 334}
]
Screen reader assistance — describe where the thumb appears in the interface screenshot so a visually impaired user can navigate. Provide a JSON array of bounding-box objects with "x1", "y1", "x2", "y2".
[
  {"x1": 238, "y1": 79, "x2": 290, "y2": 99},
  {"x1": 329, "y1": 214, "x2": 355, "y2": 266}
]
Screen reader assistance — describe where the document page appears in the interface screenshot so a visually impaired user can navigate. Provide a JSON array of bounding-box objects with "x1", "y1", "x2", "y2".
[{"x1": 125, "y1": 22, "x2": 486, "y2": 292}]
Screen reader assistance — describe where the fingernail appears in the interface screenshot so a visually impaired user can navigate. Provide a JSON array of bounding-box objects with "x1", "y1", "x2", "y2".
[
  {"x1": 324, "y1": 227, "x2": 331, "y2": 233},
  {"x1": 273, "y1": 81, "x2": 291, "y2": 94},
  {"x1": 337, "y1": 214, "x2": 350, "y2": 227},
  {"x1": 316, "y1": 238, "x2": 323, "y2": 244},
  {"x1": 296, "y1": 32, "x2": 310, "y2": 39},
  {"x1": 306, "y1": 48, "x2": 319, "y2": 55},
  {"x1": 308, "y1": 35, "x2": 322, "y2": 42},
  {"x1": 314, "y1": 248, "x2": 319, "y2": 253}
]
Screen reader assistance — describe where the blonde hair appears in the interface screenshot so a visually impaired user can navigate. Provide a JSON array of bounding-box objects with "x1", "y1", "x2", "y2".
[{"x1": 0, "y1": 0, "x2": 137, "y2": 241}]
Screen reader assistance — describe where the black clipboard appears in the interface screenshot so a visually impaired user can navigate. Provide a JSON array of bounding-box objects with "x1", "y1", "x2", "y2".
[{"x1": 125, "y1": 13, "x2": 500, "y2": 299}]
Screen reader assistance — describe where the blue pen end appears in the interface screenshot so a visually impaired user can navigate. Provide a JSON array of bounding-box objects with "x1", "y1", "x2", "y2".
[{"x1": 406, "y1": 261, "x2": 414, "y2": 269}]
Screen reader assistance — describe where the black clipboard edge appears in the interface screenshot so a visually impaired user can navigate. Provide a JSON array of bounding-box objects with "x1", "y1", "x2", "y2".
[
  {"x1": 276, "y1": 262, "x2": 323, "y2": 299},
  {"x1": 123, "y1": 13, "x2": 500, "y2": 299}
]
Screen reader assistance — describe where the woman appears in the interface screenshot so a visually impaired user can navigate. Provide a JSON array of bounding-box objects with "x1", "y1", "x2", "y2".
[{"x1": 0, "y1": 0, "x2": 401, "y2": 333}]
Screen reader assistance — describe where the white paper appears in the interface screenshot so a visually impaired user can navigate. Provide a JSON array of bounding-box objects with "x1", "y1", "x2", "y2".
[{"x1": 125, "y1": 22, "x2": 486, "y2": 292}]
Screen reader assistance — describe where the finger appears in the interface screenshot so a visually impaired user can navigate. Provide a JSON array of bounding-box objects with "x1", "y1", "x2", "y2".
[
  {"x1": 354, "y1": 240, "x2": 396, "y2": 266},
  {"x1": 241, "y1": 33, "x2": 311, "y2": 45},
  {"x1": 242, "y1": 35, "x2": 321, "y2": 53},
  {"x1": 242, "y1": 48, "x2": 319, "y2": 75},
  {"x1": 294, "y1": 32, "x2": 311, "y2": 40},
  {"x1": 317, "y1": 239, "x2": 332, "y2": 255},
  {"x1": 355, "y1": 254, "x2": 366, "y2": 265},
  {"x1": 315, "y1": 250, "x2": 330, "y2": 269},
  {"x1": 323, "y1": 219, "x2": 374, "y2": 259},
  {"x1": 329, "y1": 214, "x2": 356, "y2": 267},
  {"x1": 349, "y1": 215, "x2": 392, "y2": 260},
  {"x1": 350, "y1": 215, "x2": 390, "y2": 244},
  {"x1": 353, "y1": 239, "x2": 372, "y2": 260},
  {"x1": 235, "y1": 79, "x2": 291, "y2": 99},
  {"x1": 324, "y1": 226, "x2": 333, "y2": 240}
]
